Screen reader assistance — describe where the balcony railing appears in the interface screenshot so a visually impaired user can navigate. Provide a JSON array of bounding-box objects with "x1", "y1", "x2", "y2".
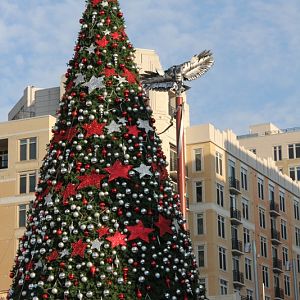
[
  {"x1": 232, "y1": 239, "x2": 243, "y2": 255},
  {"x1": 273, "y1": 258, "x2": 283, "y2": 273},
  {"x1": 270, "y1": 201, "x2": 280, "y2": 217},
  {"x1": 271, "y1": 228, "x2": 281, "y2": 245},
  {"x1": 230, "y1": 207, "x2": 242, "y2": 224},
  {"x1": 274, "y1": 287, "x2": 284, "y2": 299},
  {"x1": 233, "y1": 270, "x2": 244, "y2": 286},
  {"x1": 229, "y1": 177, "x2": 241, "y2": 194}
]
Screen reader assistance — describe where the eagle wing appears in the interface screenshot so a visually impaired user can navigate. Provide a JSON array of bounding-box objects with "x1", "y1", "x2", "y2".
[
  {"x1": 180, "y1": 50, "x2": 214, "y2": 81},
  {"x1": 140, "y1": 69, "x2": 174, "y2": 91}
]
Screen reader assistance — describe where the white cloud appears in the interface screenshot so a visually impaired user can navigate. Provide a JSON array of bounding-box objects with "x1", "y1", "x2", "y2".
[{"x1": 0, "y1": 0, "x2": 299, "y2": 134}]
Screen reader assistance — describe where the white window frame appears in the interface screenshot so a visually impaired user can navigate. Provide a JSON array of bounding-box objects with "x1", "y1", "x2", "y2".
[
  {"x1": 289, "y1": 165, "x2": 300, "y2": 181},
  {"x1": 216, "y1": 151, "x2": 223, "y2": 176},
  {"x1": 193, "y1": 148, "x2": 203, "y2": 172},
  {"x1": 218, "y1": 215, "x2": 225, "y2": 238},
  {"x1": 196, "y1": 213, "x2": 204, "y2": 235},
  {"x1": 279, "y1": 190, "x2": 285, "y2": 212},
  {"x1": 218, "y1": 246, "x2": 227, "y2": 271},
  {"x1": 273, "y1": 145, "x2": 282, "y2": 161},
  {"x1": 281, "y1": 219, "x2": 287, "y2": 240}
]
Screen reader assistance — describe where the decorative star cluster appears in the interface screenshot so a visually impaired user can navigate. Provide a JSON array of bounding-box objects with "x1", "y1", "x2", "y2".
[{"x1": 8, "y1": 0, "x2": 205, "y2": 299}]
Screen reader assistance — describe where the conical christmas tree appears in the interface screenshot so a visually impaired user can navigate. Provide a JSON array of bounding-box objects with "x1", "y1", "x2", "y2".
[{"x1": 8, "y1": 1, "x2": 206, "y2": 299}]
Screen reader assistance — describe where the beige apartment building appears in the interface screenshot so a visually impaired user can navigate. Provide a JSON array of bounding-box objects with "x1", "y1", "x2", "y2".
[
  {"x1": 186, "y1": 123, "x2": 300, "y2": 300},
  {"x1": 0, "y1": 116, "x2": 56, "y2": 295},
  {"x1": 0, "y1": 49, "x2": 188, "y2": 295},
  {"x1": 238, "y1": 123, "x2": 300, "y2": 184}
]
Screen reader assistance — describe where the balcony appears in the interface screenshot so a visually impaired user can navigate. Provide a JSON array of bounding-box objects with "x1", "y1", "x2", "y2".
[
  {"x1": 233, "y1": 270, "x2": 245, "y2": 287},
  {"x1": 274, "y1": 287, "x2": 284, "y2": 299},
  {"x1": 229, "y1": 177, "x2": 241, "y2": 194},
  {"x1": 270, "y1": 201, "x2": 280, "y2": 217},
  {"x1": 230, "y1": 208, "x2": 242, "y2": 225},
  {"x1": 232, "y1": 239, "x2": 244, "y2": 255},
  {"x1": 271, "y1": 228, "x2": 281, "y2": 245},
  {"x1": 273, "y1": 258, "x2": 283, "y2": 273}
]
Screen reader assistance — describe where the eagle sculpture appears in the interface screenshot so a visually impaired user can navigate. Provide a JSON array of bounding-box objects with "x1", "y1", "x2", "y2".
[{"x1": 140, "y1": 50, "x2": 214, "y2": 93}]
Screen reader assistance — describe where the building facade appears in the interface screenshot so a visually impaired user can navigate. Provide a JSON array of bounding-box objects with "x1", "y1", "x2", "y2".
[
  {"x1": 0, "y1": 49, "x2": 187, "y2": 294},
  {"x1": 0, "y1": 116, "x2": 56, "y2": 294},
  {"x1": 187, "y1": 124, "x2": 300, "y2": 300},
  {"x1": 238, "y1": 123, "x2": 300, "y2": 184}
]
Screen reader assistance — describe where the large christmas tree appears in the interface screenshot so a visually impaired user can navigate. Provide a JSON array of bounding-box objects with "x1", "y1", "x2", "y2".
[{"x1": 8, "y1": 1, "x2": 206, "y2": 299}]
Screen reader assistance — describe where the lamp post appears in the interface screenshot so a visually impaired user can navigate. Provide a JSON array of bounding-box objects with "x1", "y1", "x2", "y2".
[{"x1": 141, "y1": 50, "x2": 214, "y2": 227}]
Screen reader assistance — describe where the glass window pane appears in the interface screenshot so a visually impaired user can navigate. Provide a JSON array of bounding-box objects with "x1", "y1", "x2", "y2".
[
  {"x1": 29, "y1": 173, "x2": 36, "y2": 193},
  {"x1": 290, "y1": 168, "x2": 295, "y2": 181},
  {"x1": 29, "y1": 137, "x2": 37, "y2": 160},
  {"x1": 20, "y1": 175, "x2": 27, "y2": 194},
  {"x1": 296, "y1": 144, "x2": 300, "y2": 158},
  {"x1": 289, "y1": 145, "x2": 294, "y2": 159},
  {"x1": 195, "y1": 154, "x2": 201, "y2": 171},
  {"x1": 19, "y1": 204, "x2": 26, "y2": 227},
  {"x1": 196, "y1": 182, "x2": 202, "y2": 202},
  {"x1": 197, "y1": 214, "x2": 203, "y2": 234},
  {"x1": 20, "y1": 139, "x2": 27, "y2": 161}
]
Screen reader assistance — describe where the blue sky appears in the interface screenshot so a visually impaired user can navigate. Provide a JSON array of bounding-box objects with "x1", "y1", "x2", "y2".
[{"x1": 0, "y1": 0, "x2": 300, "y2": 134}]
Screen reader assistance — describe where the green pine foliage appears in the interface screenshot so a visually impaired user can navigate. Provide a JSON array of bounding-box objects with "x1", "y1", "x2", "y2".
[{"x1": 8, "y1": 0, "x2": 206, "y2": 299}]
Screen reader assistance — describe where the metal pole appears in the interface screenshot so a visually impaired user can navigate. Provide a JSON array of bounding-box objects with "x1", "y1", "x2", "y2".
[
  {"x1": 176, "y1": 94, "x2": 187, "y2": 228},
  {"x1": 293, "y1": 259, "x2": 299, "y2": 300},
  {"x1": 252, "y1": 240, "x2": 260, "y2": 300}
]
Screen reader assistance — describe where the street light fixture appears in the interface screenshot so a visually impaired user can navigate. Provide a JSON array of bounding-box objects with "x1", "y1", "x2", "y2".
[{"x1": 141, "y1": 50, "x2": 214, "y2": 226}]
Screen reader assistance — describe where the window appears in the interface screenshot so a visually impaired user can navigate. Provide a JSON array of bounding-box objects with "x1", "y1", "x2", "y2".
[
  {"x1": 197, "y1": 214, "x2": 204, "y2": 235},
  {"x1": 219, "y1": 247, "x2": 227, "y2": 270},
  {"x1": 279, "y1": 191, "x2": 285, "y2": 212},
  {"x1": 19, "y1": 174, "x2": 27, "y2": 194},
  {"x1": 228, "y1": 159, "x2": 236, "y2": 179},
  {"x1": 241, "y1": 167, "x2": 248, "y2": 190},
  {"x1": 220, "y1": 279, "x2": 228, "y2": 295},
  {"x1": 242, "y1": 198, "x2": 249, "y2": 220},
  {"x1": 245, "y1": 258, "x2": 252, "y2": 280},
  {"x1": 262, "y1": 266, "x2": 269, "y2": 288},
  {"x1": 269, "y1": 185, "x2": 275, "y2": 202},
  {"x1": 282, "y1": 247, "x2": 289, "y2": 268},
  {"x1": 289, "y1": 166, "x2": 300, "y2": 181},
  {"x1": 216, "y1": 152, "x2": 223, "y2": 176},
  {"x1": 258, "y1": 177, "x2": 264, "y2": 199},
  {"x1": 195, "y1": 181, "x2": 203, "y2": 203},
  {"x1": 19, "y1": 172, "x2": 37, "y2": 194},
  {"x1": 20, "y1": 137, "x2": 37, "y2": 161},
  {"x1": 294, "y1": 199, "x2": 300, "y2": 220},
  {"x1": 194, "y1": 148, "x2": 202, "y2": 171},
  {"x1": 281, "y1": 219, "x2": 287, "y2": 240},
  {"x1": 284, "y1": 275, "x2": 291, "y2": 296},
  {"x1": 216, "y1": 183, "x2": 224, "y2": 207},
  {"x1": 297, "y1": 254, "x2": 300, "y2": 272},
  {"x1": 0, "y1": 150, "x2": 8, "y2": 169},
  {"x1": 169, "y1": 144, "x2": 177, "y2": 172},
  {"x1": 246, "y1": 289, "x2": 253, "y2": 300},
  {"x1": 218, "y1": 215, "x2": 225, "y2": 238},
  {"x1": 273, "y1": 145, "x2": 282, "y2": 161},
  {"x1": 243, "y1": 228, "x2": 251, "y2": 251},
  {"x1": 199, "y1": 278, "x2": 206, "y2": 291},
  {"x1": 296, "y1": 227, "x2": 300, "y2": 247},
  {"x1": 259, "y1": 208, "x2": 266, "y2": 228},
  {"x1": 288, "y1": 143, "x2": 300, "y2": 159},
  {"x1": 18, "y1": 204, "x2": 27, "y2": 227},
  {"x1": 198, "y1": 245, "x2": 205, "y2": 267},
  {"x1": 260, "y1": 236, "x2": 267, "y2": 257}
]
